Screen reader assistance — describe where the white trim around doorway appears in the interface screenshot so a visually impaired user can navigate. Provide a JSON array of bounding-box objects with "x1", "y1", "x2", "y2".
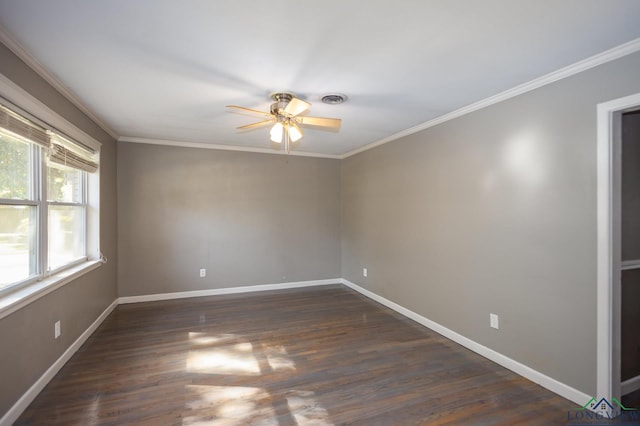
[{"x1": 596, "y1": 92, "x2": 640, "y2": 402}]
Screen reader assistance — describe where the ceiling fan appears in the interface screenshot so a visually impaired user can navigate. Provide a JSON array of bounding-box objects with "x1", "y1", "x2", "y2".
[{"x1": 227, "y1": 93, "x2": 342, "y2": 153}]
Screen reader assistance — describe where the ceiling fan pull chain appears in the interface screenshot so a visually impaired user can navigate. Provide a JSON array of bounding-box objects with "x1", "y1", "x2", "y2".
[{"x1": 285, "y1": 127, "x2": 290, "y2": 155}]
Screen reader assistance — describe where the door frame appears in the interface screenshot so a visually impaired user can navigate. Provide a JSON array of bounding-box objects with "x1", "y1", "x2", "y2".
[{"x1": 597, "y1": 92, "x2": 640, "y2": 402}]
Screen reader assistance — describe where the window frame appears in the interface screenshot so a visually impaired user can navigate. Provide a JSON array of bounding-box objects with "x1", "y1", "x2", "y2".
[
  {"x1": 0, "y1": 74, "x2": 102, "y2": 318},
  {"x1": 0, "y1": 137, "x2": 41, "y2": 289},
  {"x1": 45, "y1": 162, "x2": 89, "y2": 275},
  {"x1": 0, "y1": 115, "x2": 92, "y2": 293}
]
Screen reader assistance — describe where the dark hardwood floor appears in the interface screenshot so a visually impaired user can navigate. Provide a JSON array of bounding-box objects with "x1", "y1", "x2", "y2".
[{"x1": 16, "y1": 285, "x2": 580, "y2": 425}]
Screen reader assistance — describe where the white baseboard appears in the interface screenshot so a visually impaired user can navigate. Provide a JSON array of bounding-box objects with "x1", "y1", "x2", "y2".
[
  {"x1": 118, "y1": 278, "x2": 341, "y2": 304},
  {"x1": 340, "y1": 278, "x2": 591, "y2": 407},
  {"x1": 1, "y1": 298, "x2": 118, "y2": 426}
]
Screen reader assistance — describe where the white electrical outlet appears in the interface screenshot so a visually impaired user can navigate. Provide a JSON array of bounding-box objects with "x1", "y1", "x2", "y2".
[
  {"x1": 490, "y1": 313, "x2": 499, "y2": 329},
  {"x1": 54, "y1": 321, "x2": 61, "y2": 339},
  {"x1": 363, "y1": 268, "x2": 368, "y2": 277},
  {"x1": 199, "y1": 268, "x2": 206, "y2": 278}
]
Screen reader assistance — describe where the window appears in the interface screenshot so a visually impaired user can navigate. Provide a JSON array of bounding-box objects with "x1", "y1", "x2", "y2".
[
  {"x1": 47, "y1": 162, "x2": 86, "y2": 271},
  {"x1": 0, "y1": 116, "x2": 42, "y2": 287},
  {"x1": 0, "y1": 103, "x2": 99, "y2": 293}
]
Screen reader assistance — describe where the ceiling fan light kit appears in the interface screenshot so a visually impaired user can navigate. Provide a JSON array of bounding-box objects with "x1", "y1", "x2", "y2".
[
  {"x1": 227, "y1": 92, "x2": 343, "y2": 154},
  {"x1": 289, "y1": 123, "x2": 303, "y2": 142},
  {"x1": 270, "y1": 122, "x2": 284, "y2": 143}
]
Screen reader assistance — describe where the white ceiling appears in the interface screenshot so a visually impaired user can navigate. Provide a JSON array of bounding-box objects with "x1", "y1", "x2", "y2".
[{"x1": 1, "y1": 1, "x2": 640, "y2": 157}]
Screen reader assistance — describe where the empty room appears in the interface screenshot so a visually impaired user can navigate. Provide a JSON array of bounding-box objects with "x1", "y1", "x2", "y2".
[{"x1": 1, "y1": 1, "x2": 640, "y2": 425}]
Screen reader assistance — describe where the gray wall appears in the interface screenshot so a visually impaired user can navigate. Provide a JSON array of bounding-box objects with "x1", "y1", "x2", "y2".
[
  {"x1": 118, "y1": 143, "x2": 341, "y2": 296},
  {"x1": 0, "y1": 43, "x2": 118, "y2": 416},
  {"x1": 341, "y1": 52, "x2": 640, "y2": 396}
]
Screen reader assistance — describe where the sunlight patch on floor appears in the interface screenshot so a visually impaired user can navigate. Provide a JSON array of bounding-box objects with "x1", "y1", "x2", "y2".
[
  {"x1": 187, "y1": 332, "x2": 261, "y2": 375},
  {"x1": 187, "y1": 346, "x2": 260, "y2": 375},
  {"x1": 81, "y1": 394, "x2": 101, "y2": 426},
  {"x1": 188, "y1": 332, "x2": 237, "y2": 346},
  {"x1": 182, "y1": 385, "x2": 333, "y2": 426},
  {"x1": 183, "y1": 332, "x2": 329, "y2": 424},
  {"x1": 183, "y1": 385, "x2": 276, "y2": 426},
  {"x1": 287, "y1": 390, "x2": 332, "y2": 425},
  {"x1": 265, "y1": 345, "x2": 296, "y2": 372}
]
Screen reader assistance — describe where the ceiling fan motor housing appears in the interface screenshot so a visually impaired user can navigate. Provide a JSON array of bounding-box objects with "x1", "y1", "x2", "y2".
[{"x1": 270, "y1": 92, "x2": 294, "y2": 117}]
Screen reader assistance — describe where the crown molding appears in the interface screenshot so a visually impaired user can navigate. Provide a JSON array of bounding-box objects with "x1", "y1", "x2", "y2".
[
  {"x1": 118, "y1": 136, "x2": 343, "y2": 159},
  {"x1": 0, "y1": 28, "x2": 119, "y2": 141},
  {"x1": 341, "y1": 37, "x2": 640, "y2": 159}
]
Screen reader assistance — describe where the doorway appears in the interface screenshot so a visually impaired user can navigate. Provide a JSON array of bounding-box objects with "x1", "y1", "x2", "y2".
[
  {"x1": 597, "y1": 93, "x2": 640, "y2": 406},
  {"x1": 620, "y1": 110, "x2": 640, "y2": 407}
]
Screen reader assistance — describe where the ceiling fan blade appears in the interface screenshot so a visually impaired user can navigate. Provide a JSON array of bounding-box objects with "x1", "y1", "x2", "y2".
[
  {"x1": 226, "y1": 105, "x2": 271, "y2": 117},
  {"x1": 236, "y1": 119, "x2": 274, "y2": 130},
  {"x1": 298, "y1": 116, "x2": 342, "y2": 129},
  {"x1": 283, "y1": 97, "x2": 311, "y2": 116}
]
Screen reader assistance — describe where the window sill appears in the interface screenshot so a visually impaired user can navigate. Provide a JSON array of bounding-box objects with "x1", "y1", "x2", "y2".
[{"x1": 0, "y1": 260, "x2": 102, "y2": 320}]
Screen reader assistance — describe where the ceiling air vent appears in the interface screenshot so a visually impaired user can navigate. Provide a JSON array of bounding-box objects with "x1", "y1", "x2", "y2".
[{"x1": 321, "y1": 94, "x2": 348, "y2": 105}]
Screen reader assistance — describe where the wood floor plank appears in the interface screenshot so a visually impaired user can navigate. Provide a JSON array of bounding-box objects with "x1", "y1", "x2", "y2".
[{"x1": 16, "y1": 285, "x2": 581, "y2": 425}]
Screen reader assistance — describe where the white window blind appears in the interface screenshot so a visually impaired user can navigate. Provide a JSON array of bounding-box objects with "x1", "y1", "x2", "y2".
[
  {"x1": 0, "y1": 104, "x2": 49, "y2": 148},
  {"x1": 47, "y1": 132, "x2": 98, "y2": 173}
]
